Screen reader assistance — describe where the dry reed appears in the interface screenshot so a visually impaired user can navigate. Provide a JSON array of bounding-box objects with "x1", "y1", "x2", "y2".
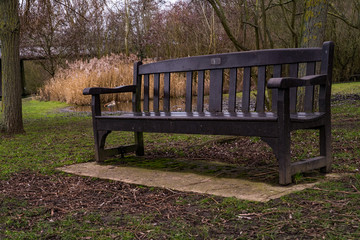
[
  {"x1": 38, "y1": 54, "x2": 252, "y2": 106},
  {"x1": 38, "y1": 54, "x2": 138, "y2": 105}
]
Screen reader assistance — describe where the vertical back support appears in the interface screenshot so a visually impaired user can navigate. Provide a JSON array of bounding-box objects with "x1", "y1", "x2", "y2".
[
  {"x1": 228, "y1": 68, "x2": 238, "y2": 112},
  {"x1": 304, "y1": 62, "x2": 316, "y2": 112},
  {"x1": 256, "y1": 66, "x2": 266, "y2": 113},
  {"x1": 209, "y1": 69, "x2": 224, "y2": 112},
  {"x1": 153, "y1": 73, "x2": 160, "y2": 112},
  {"x1": 319, "y1": 41, "x2": 334, "y2": 172},
  {"x1": 132, "y1": 61, "x2": 144, "y2": 155},
  {"x1": 242, "y1": 67, "x2": 251, "y2": 112},
  {"x1": 133, "y1": 61, "x2": 143, "y2": 112},
  {"x1": 272, "y1": 65, "x2": 282, "y2": 112},
  {"x1": 197, "y1": 70, "x2": 205, "y2": 112},
  {"x1": 319, "y1": 41, "x2": 334, "y2": 113},
  {"x1": 289, "y1": 63, "x2": 298, "y2": 113},
  {"x1": 164, "y1": 73, "x2": 171, "y2": 112},
  {"x1": 143, "y1": 74, "x2": 149, "y2": 112},
  {"x1": 185, "y1": 71, "x2": 193, "y2": 112}
]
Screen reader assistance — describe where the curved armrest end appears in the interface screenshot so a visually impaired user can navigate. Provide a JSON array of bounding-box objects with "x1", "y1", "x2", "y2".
[
  {"x1": 267, "y1": 74, "x2": 327, "y2": 89},
  {"x1": 83, "y1": 88, "x2": 92, "y2": 95}
]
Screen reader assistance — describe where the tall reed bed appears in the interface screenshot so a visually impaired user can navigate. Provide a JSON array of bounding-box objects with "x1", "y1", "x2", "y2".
[
  {"x1": 38, "y1": 54, "x2": 249, "y2": 107},
  {"x1": 38, "y1": 54, "x2": 138, "y2": 105},
  {"x1": 38, "y1": 54, "x2": 199, "y2": 106}
]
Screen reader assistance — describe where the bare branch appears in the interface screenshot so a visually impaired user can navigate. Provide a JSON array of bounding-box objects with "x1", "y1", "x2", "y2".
[
  {"x1": 328, "y1": 3, "x2": 360, "y2": 30},
  {"x1": 206, "y1": 0, "x2": 248, "y2": 51},
  {"x1": 53, "y1": 0, "x2": 89, "y2": 22}
]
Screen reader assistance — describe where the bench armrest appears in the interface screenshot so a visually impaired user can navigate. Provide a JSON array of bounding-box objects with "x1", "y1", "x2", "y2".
[
  {"x1": 83, "y1": 85, "x2": 137, "y2": 95},
  {"x1": 267, "y1": 74, "x2": 327, "y2": 89}
]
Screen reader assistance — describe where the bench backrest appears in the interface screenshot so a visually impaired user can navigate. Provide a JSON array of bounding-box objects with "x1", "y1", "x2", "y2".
[{"x1": 133, "y1": 42, "x2": 334, "y2": 114}]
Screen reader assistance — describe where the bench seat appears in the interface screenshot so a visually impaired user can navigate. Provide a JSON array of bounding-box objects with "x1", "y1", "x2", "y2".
[{"x1": 96, "y1": 112, "x2": 326, "y2": 133}]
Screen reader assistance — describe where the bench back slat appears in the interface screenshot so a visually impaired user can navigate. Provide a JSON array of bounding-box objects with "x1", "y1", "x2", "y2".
[
  {"x1": 228, "y1": 68, "x2": 238, "y2": 112},
  {"x1": 209, "y1": 69, "x2": 224, "y2": 112},
  {"x1": 242, "y1": 67, "x2": 251, "y2": 113},
  {"x1": 153, "y1": 73, "x2": 160, "y2": 112},
  {"x1": 164, "y1": 73, "x2": 171, "y2": 112},
  {"x1": 197, "y1": 70, "x2": 205, "y2": 112},
  {"x1": 289, "y1": 63, "x2": 298, "y2": 113},
  {"x1": 143, "y1": 74, "x2": 150, "y2": 112},
  {"x1": 272, "y1": 64, "x2": 282, "y2": 112},
  {"x1": 319, "y1": 42, "x2": 334, "y2": 112},
  {"x1": 256, "y1": 66, "x2": 267, "y2": 113},
  {"x1": 304, "y1": 62, "x2": 316, "y2": 112},
  {"x1": 185, "y1": 71, "x2": 193, "y2": 112},
  {"x1": 138, "y1": 48, "x2": 322, "y2": 74}
]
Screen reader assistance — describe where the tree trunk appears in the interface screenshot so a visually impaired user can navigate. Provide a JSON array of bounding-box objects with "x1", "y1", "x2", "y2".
[
  {"x1": 301, "y1": 0, "x2": 329, "y2": 47},
  {"x1": 298, "y1": 0, "x2": 329, "y2": 111},
  {"x1": 124, "y1": 0, "x2": 130, "y2": 56},
  {"x1": 0, "y1": 0, "x2": 24, "y2": 134}
]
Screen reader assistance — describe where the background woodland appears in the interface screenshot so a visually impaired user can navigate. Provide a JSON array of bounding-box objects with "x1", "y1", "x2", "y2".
[{"x1": 20, "y1": 0, "x2": 360, "y2": 87}]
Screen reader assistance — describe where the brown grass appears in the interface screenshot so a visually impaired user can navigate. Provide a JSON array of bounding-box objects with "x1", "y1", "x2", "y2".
[
  {"x1": 38, "y1": 54, "x2": 207, "y2": 106},
  {"x1": 38, "y1": 54, "x2": 139, "y2": 105},
  {"x1": 37, "y1": 54, "x2": 252, "y2": 107}
]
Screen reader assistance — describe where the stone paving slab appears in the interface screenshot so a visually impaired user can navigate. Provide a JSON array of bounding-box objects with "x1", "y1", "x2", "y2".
[{"x1": 58, "y1": 162, "x2": 342, "y2": 202}]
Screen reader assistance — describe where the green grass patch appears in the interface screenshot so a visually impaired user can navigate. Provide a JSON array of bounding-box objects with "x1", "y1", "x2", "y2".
[
  {"x1": 332, "y1": 81, "x2": 360, "y2": 95},
  {"x1": 0, "y1": 99, "x2": 94, "y2": 179}
]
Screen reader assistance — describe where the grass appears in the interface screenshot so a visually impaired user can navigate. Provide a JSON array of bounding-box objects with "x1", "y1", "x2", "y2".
[
  {"x1": 0, "y1": 99, "x2": 94, "y2": 178},
  {"x1": 332, "y1": 81, "x2": 360, "y2": 95},
  {"x1": 0, "y1": 82, "x2": 360, "y2": 239}
]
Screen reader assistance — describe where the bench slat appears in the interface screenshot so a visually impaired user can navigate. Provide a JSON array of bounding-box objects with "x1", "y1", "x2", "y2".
[
  {"x1": 97, "y1": 111, "x2": 324, "y2": 122},
  {"x1": 242, "y1": 67, "x2": 251, "y2": 112},
  {"x1": 271, "y1": 65, "x2": 282, "y2": 112},
  {"x1": 209, "y1": 69, "x2": 224, "y2": 112},
  {"x1": 164, "y1": 73, "x2": 171, "y2": 112},
  {"x1": 256, "y1": 66, "x2": 266, "y2": 113},
  {"x1": 197, "y1": 70, "x2": 205, "y2": 112},
  {"x1": 138, "y1": 48, "x2": 323, "y2": 74},
  {"x1": 96, "y1": 115, "x2": 279, "y2": 137},
  {"x1": 289, "y1": 63, "x2": 298, "y2": 113},
  {"x1": 186, "y1": 71, "x2": 193, "y2": 112},
  {"x1": 143, "y1": 74, "x2": 149, "y2": 112},
  {"x1": 304, "y1": 62, "x2": 316, "y2": 112},
  {"x1": 319, "y1": 42, "x2": 334, "y2": 112},
  {"x1": 228, "y1": 68, "x2": 237, "y2": 112},
  {"x1": 154, "y1": 73, "x2": 160, "y2": 112}
]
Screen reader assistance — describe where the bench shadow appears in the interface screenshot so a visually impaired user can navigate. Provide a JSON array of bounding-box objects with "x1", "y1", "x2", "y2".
[{"x1": 103, "y1": 156, "x2": 325, "y2": 186}]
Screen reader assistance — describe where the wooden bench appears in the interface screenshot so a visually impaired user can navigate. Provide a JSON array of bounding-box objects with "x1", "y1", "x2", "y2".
[{"x1": 83, "y1": 41, "x2": 334, "y2": 185}]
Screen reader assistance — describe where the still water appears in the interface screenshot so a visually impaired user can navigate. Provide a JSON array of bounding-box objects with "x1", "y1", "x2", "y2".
[{"x1": 70, "y1": 96, "x2": 211, "y2": 113}]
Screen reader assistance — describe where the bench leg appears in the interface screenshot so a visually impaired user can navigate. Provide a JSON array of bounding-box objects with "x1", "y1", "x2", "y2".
[
  {"x1": 135, "y1": 132, "x2": 144, "y2": 156},
  {"x1": 320, "y1": 124, "x2": 332, "y2": 173},
  {"x1": 94, "y1": 130, "x2": 111, "y2": 162},
  {"x1": 278, "y1": 135, "x2": 292, "y2": 185}
]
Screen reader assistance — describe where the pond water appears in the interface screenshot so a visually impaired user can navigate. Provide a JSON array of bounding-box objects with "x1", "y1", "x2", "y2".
[
  {"x1": 69, "y1": 95, "x2": 256, "y2": 113},
  {"x1": 70, "y1": 96, "x2": 210, "y2": 113}
]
